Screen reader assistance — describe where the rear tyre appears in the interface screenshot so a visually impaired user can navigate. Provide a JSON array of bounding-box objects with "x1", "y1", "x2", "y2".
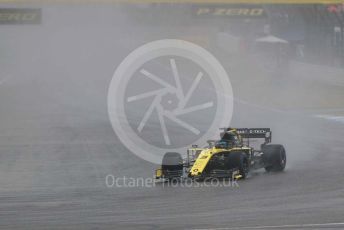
[
  {"x1": 227, "y1": 152, "x2": 249, "y2": 179},
  {"x1": 262, "y1": 145, "x2": 286, "y2": 172}
]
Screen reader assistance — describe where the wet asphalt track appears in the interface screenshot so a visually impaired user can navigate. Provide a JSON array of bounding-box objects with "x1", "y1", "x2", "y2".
[{"x1": 1, "y1": 5, "x2": 344, "y2": 230}]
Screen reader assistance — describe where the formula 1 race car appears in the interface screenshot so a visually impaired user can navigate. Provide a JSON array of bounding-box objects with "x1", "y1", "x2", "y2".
[{"x1": 155, "y1": 128, "x2": 286, "y2": 180}]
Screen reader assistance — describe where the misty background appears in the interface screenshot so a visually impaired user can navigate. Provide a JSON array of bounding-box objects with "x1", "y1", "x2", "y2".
[{"x1": 0, "y1": 3, "x2": 344, "y2": 229}]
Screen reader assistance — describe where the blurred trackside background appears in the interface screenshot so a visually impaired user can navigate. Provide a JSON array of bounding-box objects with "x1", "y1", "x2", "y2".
[{"x1": 0, "y1": 1, "x2": 344, "y2": 229}]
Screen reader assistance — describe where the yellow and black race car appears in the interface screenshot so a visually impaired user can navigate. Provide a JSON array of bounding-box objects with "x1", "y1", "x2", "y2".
[{"x1": 155, "y1": 128, "x2": 286, "y2": 180}]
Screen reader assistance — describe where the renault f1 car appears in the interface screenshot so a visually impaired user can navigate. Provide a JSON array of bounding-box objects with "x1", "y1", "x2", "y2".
[{"x1": 155, "y1": 128, "x2": 286, "y2": 180}]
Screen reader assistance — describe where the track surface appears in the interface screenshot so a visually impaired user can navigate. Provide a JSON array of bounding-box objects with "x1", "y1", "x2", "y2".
[{"x1": 0, "y1": 6, "x2": 344, "y2": 230}]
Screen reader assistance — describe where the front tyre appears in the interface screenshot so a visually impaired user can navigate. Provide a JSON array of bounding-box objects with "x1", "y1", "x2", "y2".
[
  {"x1": 227, "y1": 152, "x2": 249, "y2": 179},
  {"x1": 162, "y1": 152, "x2": 183, "y2": 170}
]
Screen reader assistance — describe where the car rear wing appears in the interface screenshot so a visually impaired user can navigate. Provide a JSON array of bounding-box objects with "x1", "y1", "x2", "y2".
[{"x1": 220, "y1": 128, "x2": 272, "y2": 145}]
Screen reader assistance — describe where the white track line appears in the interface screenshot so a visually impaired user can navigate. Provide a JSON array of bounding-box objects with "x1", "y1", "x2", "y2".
[
  {"x1": 192, "y1": 222, "x2": 344, "y2": 230},
  {"x1": 314, "y1": 115, "x2": 344, "y2": 124},
  {"x1": 234, "y1": 98, "x2": 344, "y2": 125}
]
